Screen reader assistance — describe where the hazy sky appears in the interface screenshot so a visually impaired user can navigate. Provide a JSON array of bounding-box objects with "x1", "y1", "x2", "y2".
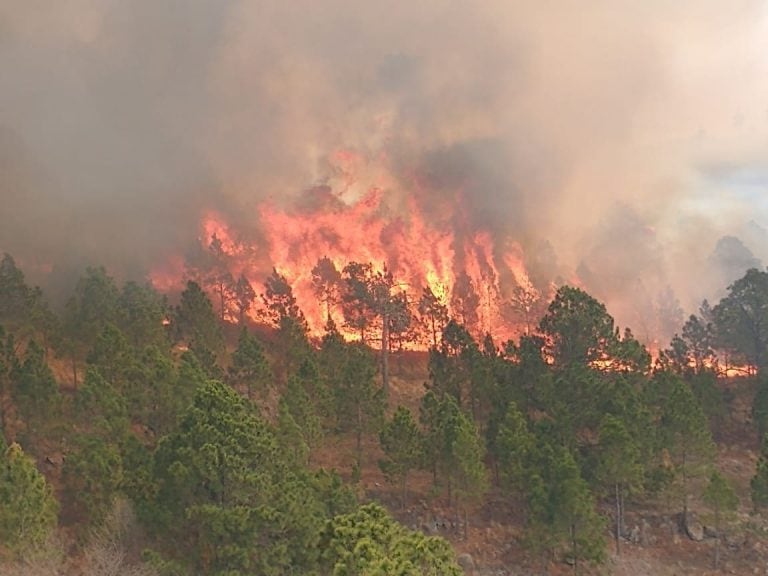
[{"x1": 1, "y1": 1, "x2": 767, "y2": 316}]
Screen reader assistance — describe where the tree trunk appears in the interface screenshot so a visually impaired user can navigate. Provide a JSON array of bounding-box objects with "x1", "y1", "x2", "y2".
[
  {"x1": 381, "y1": 311, "x2": 390, "y2": 397},
  {"x1": 682, "y1": 448, "x2": 688, "y2": 517},
  {"x1": 571, "y1": 523, "x2": 579, "y2": 575},
  {"x1": 401, "y1": 473, "x2": 408, "y2": 510},
  {"x1": 219, "y1": 285, "x2": 225, "y2": 322},
  {"x1": 615, "y1": 481, "x2": 621, "y2": 556},
  {"x1": 71, "y1": 356, "x2": 78, "y2": 390},
  {"x1": 356, "y1": 405, "x2": 363, "y2": 465},
  {"x1": 714, "y1": 508, "x2": 720, "y2": 569}
]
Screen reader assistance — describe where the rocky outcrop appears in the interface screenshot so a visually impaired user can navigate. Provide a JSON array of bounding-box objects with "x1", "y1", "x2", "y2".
[
  {"x1": 678, "y1": 512, "x2": 705, "y2": 542},
  {"x1": 457, "y1": 552, "x2": 475, "y2": 575}
]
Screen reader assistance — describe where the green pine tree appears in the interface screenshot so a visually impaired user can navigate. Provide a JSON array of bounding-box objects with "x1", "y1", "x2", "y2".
[
  {"x1": 174, "y1": 280, "x2": 224, "y2": 354},
  {"x1": 658, "y1": 371, "x2": 715, "y2": 516},
  {"x1": 228, "y1": 327, "x2": 272, "y2": 401},
  {"x1": 0, "y1": 439, "x2": 58, "y2": 557},
  {"x1": 379, "y1": 406, "x2": 423, "y2": 508},
  {"x1": 751, "y1": 434, "x2": 768, "y2": 511},
  {"x1": 595, "y1": 414, "x2": 643, "y2": 555},
  {"x1": 703, "y1": 470, "x2": 738, "y2": 569},
  {"x1": 11, "y1": 340, "x2": 61, "y2": 446},
  {"x1": 62, "y1": 433, "x2": 123, "y2": 529},
  {"x1": 282, "y1": 372, "x2": 323, "y2": 463},
  {"x1": 451, "y1": 411, "x2": 488, "y2": 539},
  {"x1": 276, "y1": 397, "x2": 310, "y2": 467},
  {"x1": 319, "y1": 503, "x2": 463, "y2": 576},
  {"x1": 333, "y1": 342, "x2": 384, "y2": 466},
  {"x1": 496, "y1": 401, "x2": 534, "y2": 503}
]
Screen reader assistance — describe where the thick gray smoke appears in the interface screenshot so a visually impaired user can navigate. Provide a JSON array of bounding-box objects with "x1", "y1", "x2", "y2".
[{"x1": 2, "y1": 1, "x2": 768, "y2": 333}]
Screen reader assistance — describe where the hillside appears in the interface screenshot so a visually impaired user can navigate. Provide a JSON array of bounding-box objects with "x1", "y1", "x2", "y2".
[{"x1": 4, "y1": 259, "x2": 768, "y2": 576}]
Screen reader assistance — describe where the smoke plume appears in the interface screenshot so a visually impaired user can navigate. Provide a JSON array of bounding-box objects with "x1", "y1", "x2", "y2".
[{"x1": 2, "y1": 1, "x2": 768, "y2": 333}]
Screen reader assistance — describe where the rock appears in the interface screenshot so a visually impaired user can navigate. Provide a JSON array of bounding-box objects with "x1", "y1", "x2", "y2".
[
  {"x1": 641, "y1": 519, "x2": 655, "y2": 546},
  {"x1": 703, "y1": 524, "x2": 719, "y2": 539},
  {"x1": 725, "y1": 531, "x2": 747, "y2": 550},
  {"x1": 457, "y1": 553, "x2": 475, "y2": 575},
  {"x1": 678, "y1": 512, "x2": 705, "y2": 542},
  {"x1": 422, "y1": 520, "x2": 438, "y2": 535},
  {"x1": 44, "y1": 454, "x2": 63, "y2": 467}
]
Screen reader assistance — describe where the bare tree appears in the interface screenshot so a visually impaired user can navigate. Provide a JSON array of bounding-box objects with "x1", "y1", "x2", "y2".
[{"x1": 82, "y1": 499, "x2": 157, "y2": 576}]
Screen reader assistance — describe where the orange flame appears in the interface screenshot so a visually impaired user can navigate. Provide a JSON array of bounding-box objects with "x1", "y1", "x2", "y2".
[{"x1": 150, "y1": 151, "x2": 546, "y2": 346}]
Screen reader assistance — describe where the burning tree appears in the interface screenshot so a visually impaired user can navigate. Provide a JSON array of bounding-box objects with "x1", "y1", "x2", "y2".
[
  {"x1": 340, "y1": 262, "x2": 412, "y2": 395},
  {"x1": 507, "y1": 283, "x2": 544, "y2": 337},
  {"x1": 417, "y1": 286, "x2": 449, "y2": 349},
  {"x1": 451, "y1": 272, "x2": 481, "y2": 337},
  {"x1": 260, "y1": 269, "x2": 311, "y2": 379},
  {"x1": 204, "y1": 233, "x2": 236, "y2": 323},
  {"x1": 311, "y1": 256, "x2": 343, "y2": 326},
  {"x1": 233, "y1": 274, "x2": 257, "y2": 326}
]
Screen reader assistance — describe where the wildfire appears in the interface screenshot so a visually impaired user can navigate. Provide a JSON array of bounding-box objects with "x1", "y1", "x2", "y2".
[{"x1": 150, "y1": 150, "x2": 547, "y2": 346}]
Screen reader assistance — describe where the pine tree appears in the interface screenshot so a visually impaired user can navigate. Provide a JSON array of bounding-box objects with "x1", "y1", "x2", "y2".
[
  {"x1": 419, "y1": 390, "x2": 463, "y2": 494},
  {"x1": 0, "y1": 327, "x2": 15, "y2": 436},
  {"x1": 62, "y1": 433, "x2": 123, "y2": 529},
  {"x1": 0, "y1": 439, "x2": 58, "y2": 557},
  {"x1": 658, "y1": 371, "x2": 715, "y2": 516},
  {"x1": 595, "y1": 414, "x2": 643, "y2": 555},
  {"x1": 233, "y1": 273, "x2": 257, "y2": 326},
  {"x1": 86, "y1": 323, "x2": 135, "y2": 390},
  {"x1": 75, "y1": 367, "x2": 130, "y2": 442},
  {"x1": 539, "y1": 285, "x2": 616, "y2": 369},
  {"x1": 495, "y1": 401, "x2": 534, "y2": 503},
  {"x1": 276, "y1": 398, "x2": 309, "y2": 467},
  {"x1": 150, "y1": 380, "x2": 328, "y2": 574},
  {"x1": 332, "y1": 342, "x2": 384, "y2": 466},
  {"x1": 379, "y1": 406, "x2": 423, "y2": 508},
  {"x1": 59, "y1": 266, "x2": 120, "y2": 388},
  {"x1": 173, "y1": 280, "x2": 223, "y2": 354},
  {"x1": 281, "y1": 372, "x2": 323, "y2": 463},
  {"x1": 12, "y1": 340, "x2": 60, "y2": 445},
  {"x1": 703, "y1": 470, "x2": 738, "y2": 569},
  {"x1": 319, "y1": 503, "x2": 463, "y2": 576},
  {"x1": 751, "y1": 433, "x2": 768, "y2": 511},
  {"x1": 131, "y1": 345, "x2": 186, "y2": 436},
  {"x1": 311, "y1": 256, "x2": 342, "y2": 325},
  {"x1": 524, "y1": 439, "x2": 606, "y2": 573},
  {"x1": 418, "y1": 286, "x2": 449, "y2": 349},
  {"x1": 116, "y1": 280, "x2": 169, "y2": 350},
  {"x1": 0, "y1": 254, "x2": 30, "y2": 330},
  {"x1": 711, "y1": 268, "x2": 768, "y2": 371},
  {"x1": 552, "y1": 447, "x2": 606, "y2": 573},
  {"x1": 228, "y1": 327, "x2": 272, "y2": 401},
  {"x1": 260, "y1": 269, "x2": 313, "y2": 380},
  {"x1": 451, "y1": 412, "x2": 488, "y2": 539}
]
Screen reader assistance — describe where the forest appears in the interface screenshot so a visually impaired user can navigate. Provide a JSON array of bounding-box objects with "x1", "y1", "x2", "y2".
[{"x1": 2, "y1": 251, "x2": 768, "y2": 575}]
